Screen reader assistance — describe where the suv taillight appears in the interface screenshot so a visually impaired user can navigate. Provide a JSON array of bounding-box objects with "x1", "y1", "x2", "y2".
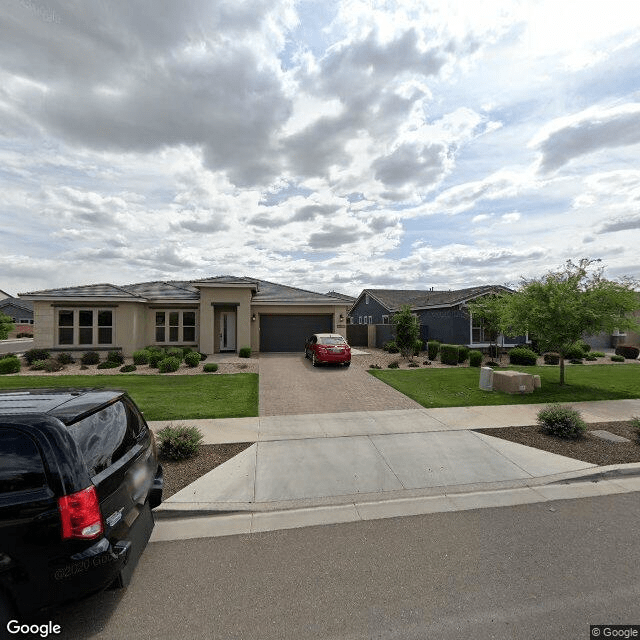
[{"x1": 58, "y1": 486, "x2": 104, "y2": 540}]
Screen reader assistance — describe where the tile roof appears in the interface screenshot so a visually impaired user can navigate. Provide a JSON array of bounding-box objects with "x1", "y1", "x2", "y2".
[
  {"x1": 20, "y1": 276, "x2": 347, "y2": 305},
  {"x1": 365, "y1": 285, "x2": 512, "y2": 311},
  {"x1": 0, "y1": 297, "x2": 33, "y2": 312}
]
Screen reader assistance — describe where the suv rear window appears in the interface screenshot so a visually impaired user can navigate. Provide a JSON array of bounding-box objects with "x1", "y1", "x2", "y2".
[
  {"x1": 67, "y1": 400, "x2": 143, "y2": 476},
  {"x1": 0, "y1": 428, "x2": 47, "y2": 494}
]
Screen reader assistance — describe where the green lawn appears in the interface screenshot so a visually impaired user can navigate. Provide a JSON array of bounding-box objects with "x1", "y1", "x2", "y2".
[
  {"x1": 369, "y1": 364, "x2": 640, "y2": 408},
  {"x1": 0, "y1": 374, "x2": 259, "y2": 421}
]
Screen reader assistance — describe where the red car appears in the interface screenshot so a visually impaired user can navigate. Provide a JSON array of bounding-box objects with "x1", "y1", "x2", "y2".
[{"x1": 305, "y1": 333, "x2": 351, "y2": 367}]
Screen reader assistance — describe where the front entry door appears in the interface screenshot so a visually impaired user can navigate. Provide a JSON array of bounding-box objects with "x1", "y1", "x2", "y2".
[{"x1": 219, "y1": 311, "x2": 236, "y2": 351}]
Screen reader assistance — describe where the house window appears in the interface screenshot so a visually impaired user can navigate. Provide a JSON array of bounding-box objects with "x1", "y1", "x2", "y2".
[
  {"x1": 57, "y1": 309, "x2": 113, "y2": 346},
  {"x1": 365, "y1": 294, "x2": 370, "y2": 305},
  {"x1": 368, "y1": 316, "x2": 373, "y2": 324},
  {"x1": 472, "y1": 323, "x2": 486, "y2": 343},
  {"x1": 382, "y1": 315, "x2": 389, "y2": 324},
  {"x1": 358, "y1": 316, "x2": 362, "y2": 324},
  {"x1": 155, "y1": 310, "x2": 197, "y2": 343}
]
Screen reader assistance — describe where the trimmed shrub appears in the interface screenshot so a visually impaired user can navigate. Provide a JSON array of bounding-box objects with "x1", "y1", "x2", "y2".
[
  {"x1": 384, "y1": 341, "x2": 399, "y2": 354},
  {"x1": 508, "y1": 347, "x2": 537, "y2": 366},
  {"x1": 106, "y1": 350, "x2": 124, "y2": 364},
  {"x1": 157, "y1": 424, "x2": 204, "y2": 461},
  {"x1": 239, "y1": 347, "x2": 252, "y2": 358},
  {"x1": 56, "y1": 352, "x2": 74, "y2": 365},
  {"x1": 468, "y1": 350, "x2": 483, "y2": 367},
  {"x1": 0, "y1": 355, "x2": 21, "y2": 374},
  {"x1": 133, "y1": 349, "x2": 150, "y2": 365},
  {"x1": 203, "y1": 362, "x2": 219, "y2": 373},
  {"x1": 585, "y1": 354, "x2": 597, "y2": 361},
  {"x1": 31, "y1": 358, "x2": 63, "y2": 372},
  {"x1": 23, "y1": 348, "x2": 50, "y2": 365},
  {"x1": 81, "y1": 351, "x2": 100, "y2": 365},
  {"x1": 591, "y1": 351, "x2": 605, "y2": 358},
  {"x1": 615, "y1": 345, "x2": 640, "y2": 360},
  {"x1": 388, "y1": 360, "x2": 400, "y2": 369},
  {"x1": 184, "y1": 351, "x2": 201, "y2": 367},
  {"x1": 564, "y1": 343, "x2": 586, "y2": 360},
  {"x1": 611, "y1": 354, "x2": 625, "y2": 362},
  {"x1": 543, "y1": 352, "x2": 560, "y2": 365},
  {"x1": 158, "y1": 356, "x2": 181, "y2": 373},
  {"x1": 576, "y1": 339, "x2": 591, "y2": 353},
  {"x1": 97, "y1": 361, "x2": 120, "y2": 370},
  {"x1": 413, "y1": 339, "x2": 423, "y2": 356},
  {"x1": 457, "y1": 345, "x2": 469, "y2": 364},
  {"x1": 145, "y1": 345, "x2": 164, "y2": 353},
  {"x1": 120, "y1": 364, "x2": 137, "y2": 373},
  {"x1": 427, "y1": 340, "x2": 440, "y2": 361},
  {"x1": 148, "y1": 351, "x2": 165, "y2": 368},
  {"x1": 440, "y1": 344, "x2": 459, "y2": 366},
  {"x1": 165, "y1": 347, "x2": 184, "y2": 361},
  {"x1": 198, "y1": 352, "x2": 207, "y2": 362},
  {"x1": 182, "y1": 346, "x2": 194, "y2": 357},
  {"x1": 632, "y1": 416, "x2": 640, "y2": 439},
  {"x1": 537, "y1": 404, "x2": 586, "y2": 439}
]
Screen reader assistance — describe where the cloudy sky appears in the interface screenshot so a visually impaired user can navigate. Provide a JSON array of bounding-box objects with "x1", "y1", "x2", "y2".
[{"x1": 2, "y1": 0, "x2": 640, "y2": 297}]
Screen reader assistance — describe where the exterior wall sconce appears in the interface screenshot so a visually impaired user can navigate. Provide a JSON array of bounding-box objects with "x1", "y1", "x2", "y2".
[
  {"x1": 251, "y1": 313, "x2": 256, "y2": 321},
  {"x1": 339, "y1": 314, "x2": 344, "y2": 321}
]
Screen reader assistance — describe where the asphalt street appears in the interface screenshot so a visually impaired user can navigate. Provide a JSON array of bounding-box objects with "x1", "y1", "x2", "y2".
[{"x1": 43, "y1": 492, "x2": 640, "y2": 640}]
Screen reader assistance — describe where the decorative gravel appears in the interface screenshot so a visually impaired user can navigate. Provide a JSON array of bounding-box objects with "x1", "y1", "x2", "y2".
[
  {"x1": 160, "y1": 442, "x2": 253, "y2": 498},
  {"x1": 476, "y1": 421, "x2": 640, "y2": 466}
]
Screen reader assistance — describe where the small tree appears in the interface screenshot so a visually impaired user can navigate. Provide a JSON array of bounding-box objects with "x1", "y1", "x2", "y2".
[
  {"x1": 467, "y1": 294, "x2": 505, "y2": 361},
  {"x1": 0, "y1": 312, "x2": 14, "y2": 340},
  {"x1": 501, "y1": 259, "x2": 640, "y2": 385},
  {"x1": 392, "y1": 305, "x2": 420, "y2": 360}
]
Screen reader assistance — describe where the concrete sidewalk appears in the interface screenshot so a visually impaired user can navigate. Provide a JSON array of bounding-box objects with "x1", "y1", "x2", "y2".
[{"x1": 150, "y1": 399, "x2": 640, "y2": 541}]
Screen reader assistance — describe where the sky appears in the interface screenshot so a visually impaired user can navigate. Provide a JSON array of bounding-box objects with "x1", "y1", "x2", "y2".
[{"x1": 1, "y1": 0, "x2": 640, "y2": 298}]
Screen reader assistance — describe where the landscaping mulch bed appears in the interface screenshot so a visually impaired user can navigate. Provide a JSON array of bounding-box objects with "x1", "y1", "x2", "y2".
[
  {"x1": 160, "y1": 442, "x2": 253, "y2": 498},
  {"x1": 476, "y1": 421, "x2": 640, "y2": 466}
]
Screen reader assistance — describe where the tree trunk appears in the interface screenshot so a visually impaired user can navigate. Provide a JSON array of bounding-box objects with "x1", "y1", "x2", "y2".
[{"x1": 559, "y1": 355, "x2": 565, "y2": 385}]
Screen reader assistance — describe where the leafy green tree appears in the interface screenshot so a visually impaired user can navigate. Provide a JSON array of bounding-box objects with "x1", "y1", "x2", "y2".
[
  {"x1": 392, "y1": 304, "x2": 420, "y2": 360},
  {"x1": 501, "y1": 259, "x2": 640, "y2": 385},
  {"x1": 467, "y1": 294, "x2": 505, "y2": 360},
  {"x1": 0, "y1": 312, "x2": 14, "y2": 340}
]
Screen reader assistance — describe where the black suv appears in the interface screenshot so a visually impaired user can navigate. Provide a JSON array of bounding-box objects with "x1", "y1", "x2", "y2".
[{"x1": 0, "y1": 389, "x2": 163, "y2": 627}]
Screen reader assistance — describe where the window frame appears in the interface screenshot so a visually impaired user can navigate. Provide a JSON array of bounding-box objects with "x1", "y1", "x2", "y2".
[
  {"x1": 56, "y1": 308, "x2": 114, "y2": 347},
  {"x1": 154, "y1": 309, "x2": 198, "y2": 344}
]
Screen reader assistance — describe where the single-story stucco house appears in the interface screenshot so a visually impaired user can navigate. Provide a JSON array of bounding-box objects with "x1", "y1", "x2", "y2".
[
  {"x1": 349, "y1": 285, "x2": 527, "y2": 348},
  {"x1": 19, "y1": 276, "x2": 351, "y2": 356},
  {"x1": 0, "y1": 296, "x2": 34, "y2": 336}
]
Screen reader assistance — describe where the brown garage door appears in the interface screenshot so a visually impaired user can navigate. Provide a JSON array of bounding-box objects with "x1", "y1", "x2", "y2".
[{"x1": 259, "y1": 314, "x2": 333, "y2": 352}]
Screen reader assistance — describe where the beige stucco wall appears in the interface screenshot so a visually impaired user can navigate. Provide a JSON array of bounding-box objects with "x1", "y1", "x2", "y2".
[{"x1": 250, "y1": 304, "x2": 349, "y2": 352}]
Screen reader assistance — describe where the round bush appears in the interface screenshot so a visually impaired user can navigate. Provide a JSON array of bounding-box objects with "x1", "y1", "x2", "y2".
[
  {"x1": 184, "y1": 351, "x2": 201, "y2": 367},
  {"x1": 591, "y1": 351, "x2": 605, "y2": 358},
  {"x1": 106, "y1": 350, "x2": 124, "y2": 364},
  {"x1": 385, "y1": 341, "x2": 399, "y2": 354},
  {"x1": 148, "y1": 351, "x2": 165, "y2": 368},
  {"x1": 537, "y1": 404, "x2": 586, "y2": 439},
  {"x1": 468, "y1": 350, "x2": 483, "y2": 367},
  {"x1": 508, "y1": 347, "x2": 537, "y2": 366},
  {"x1": 0, "y1": 355, "x2": 21, "y2": 374},
  {"x1": 413, "y1": 340, "x2": 423, "y2": 356},
  {"x1": 576, "y1": 339, "x2": 591, "y2": 353},
  {"x1": 457, "y1": 346, "x2": 469, "y2": 364},
  {"x1": 158, "y1": 356, "x2": 181, "y2": 373},
  {"x1": 585, "y1": 354, "x2": 597, "y2": 361},
  {"x1": 97, "y1": 360, "x2": 120, "y2": 370},
  {"x1": 543, "y1": 352, "x2": 560, "y2": 365},
  {"x1": 56, "y1": 352, "x2": 74, "y2": 365},
  {"x1": 439, "y1": 344, "x2": 459, "y2": 366},
  {"x1": 198, "y1": 352, "x2": 207, "y2": 362},
  {"x1": 564, "y1": 343, "x2": 586, "y2": 360},
  {"x1": 182, "y1": 346, "x2": 194, "y2": 357},
  {"x1": 23, "y1": 348, "x2": 50, "y2": 365},
  {"x1": 31, "y1": 358, "x2": 63, "y2": 372},
  {"x1": 81, "y1": 351, "x2": 100, "y2": 365},
  {"x1": 157, "y1": 425, "x2": 204, "y2": 461},
  {"x1": 387, "y1": 360, "x2": 400, "y2": 368},
  {"x1": 239, "y1": 347, "x2": 252, "y2": 358},
  {"x1": 611, "y1": 354, "x2": 625, "y2": 362},
  {"x1": 145, "y1": 345, "x2": 164, "y2": 353},
  {"x1": 120, "y1": 364, "x2": 137, "y2": 373},
  {"x1": 133, "y1": 349, "x2": 150, "y2": 365},
  {"x1": 203, "y1": 362, "x2": 218, "y2": 373},
  {"x1": 165, "y1": 347, "x2": 184, "y2": 361}
]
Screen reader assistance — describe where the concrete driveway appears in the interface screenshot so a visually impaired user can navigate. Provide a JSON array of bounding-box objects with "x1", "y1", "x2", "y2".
[{"x1": 258, "y1": 352, "x2": 422, "y2": 416}]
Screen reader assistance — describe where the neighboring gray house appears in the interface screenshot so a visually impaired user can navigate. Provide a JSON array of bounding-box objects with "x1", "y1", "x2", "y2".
[
  {"x1": 349, "y1": 285, "x2": 527, "y2": 348},
  {"x1": 0, "y1": 297, "x2": 34, "y2": 327},
  {"x1": 19, "y1": 276, "x2": 350, "y2": 356}
]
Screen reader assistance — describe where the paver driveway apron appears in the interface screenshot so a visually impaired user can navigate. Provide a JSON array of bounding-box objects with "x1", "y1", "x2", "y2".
[{"x1": 258, "y1": 353, "x2": 422, "y2": 416}]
